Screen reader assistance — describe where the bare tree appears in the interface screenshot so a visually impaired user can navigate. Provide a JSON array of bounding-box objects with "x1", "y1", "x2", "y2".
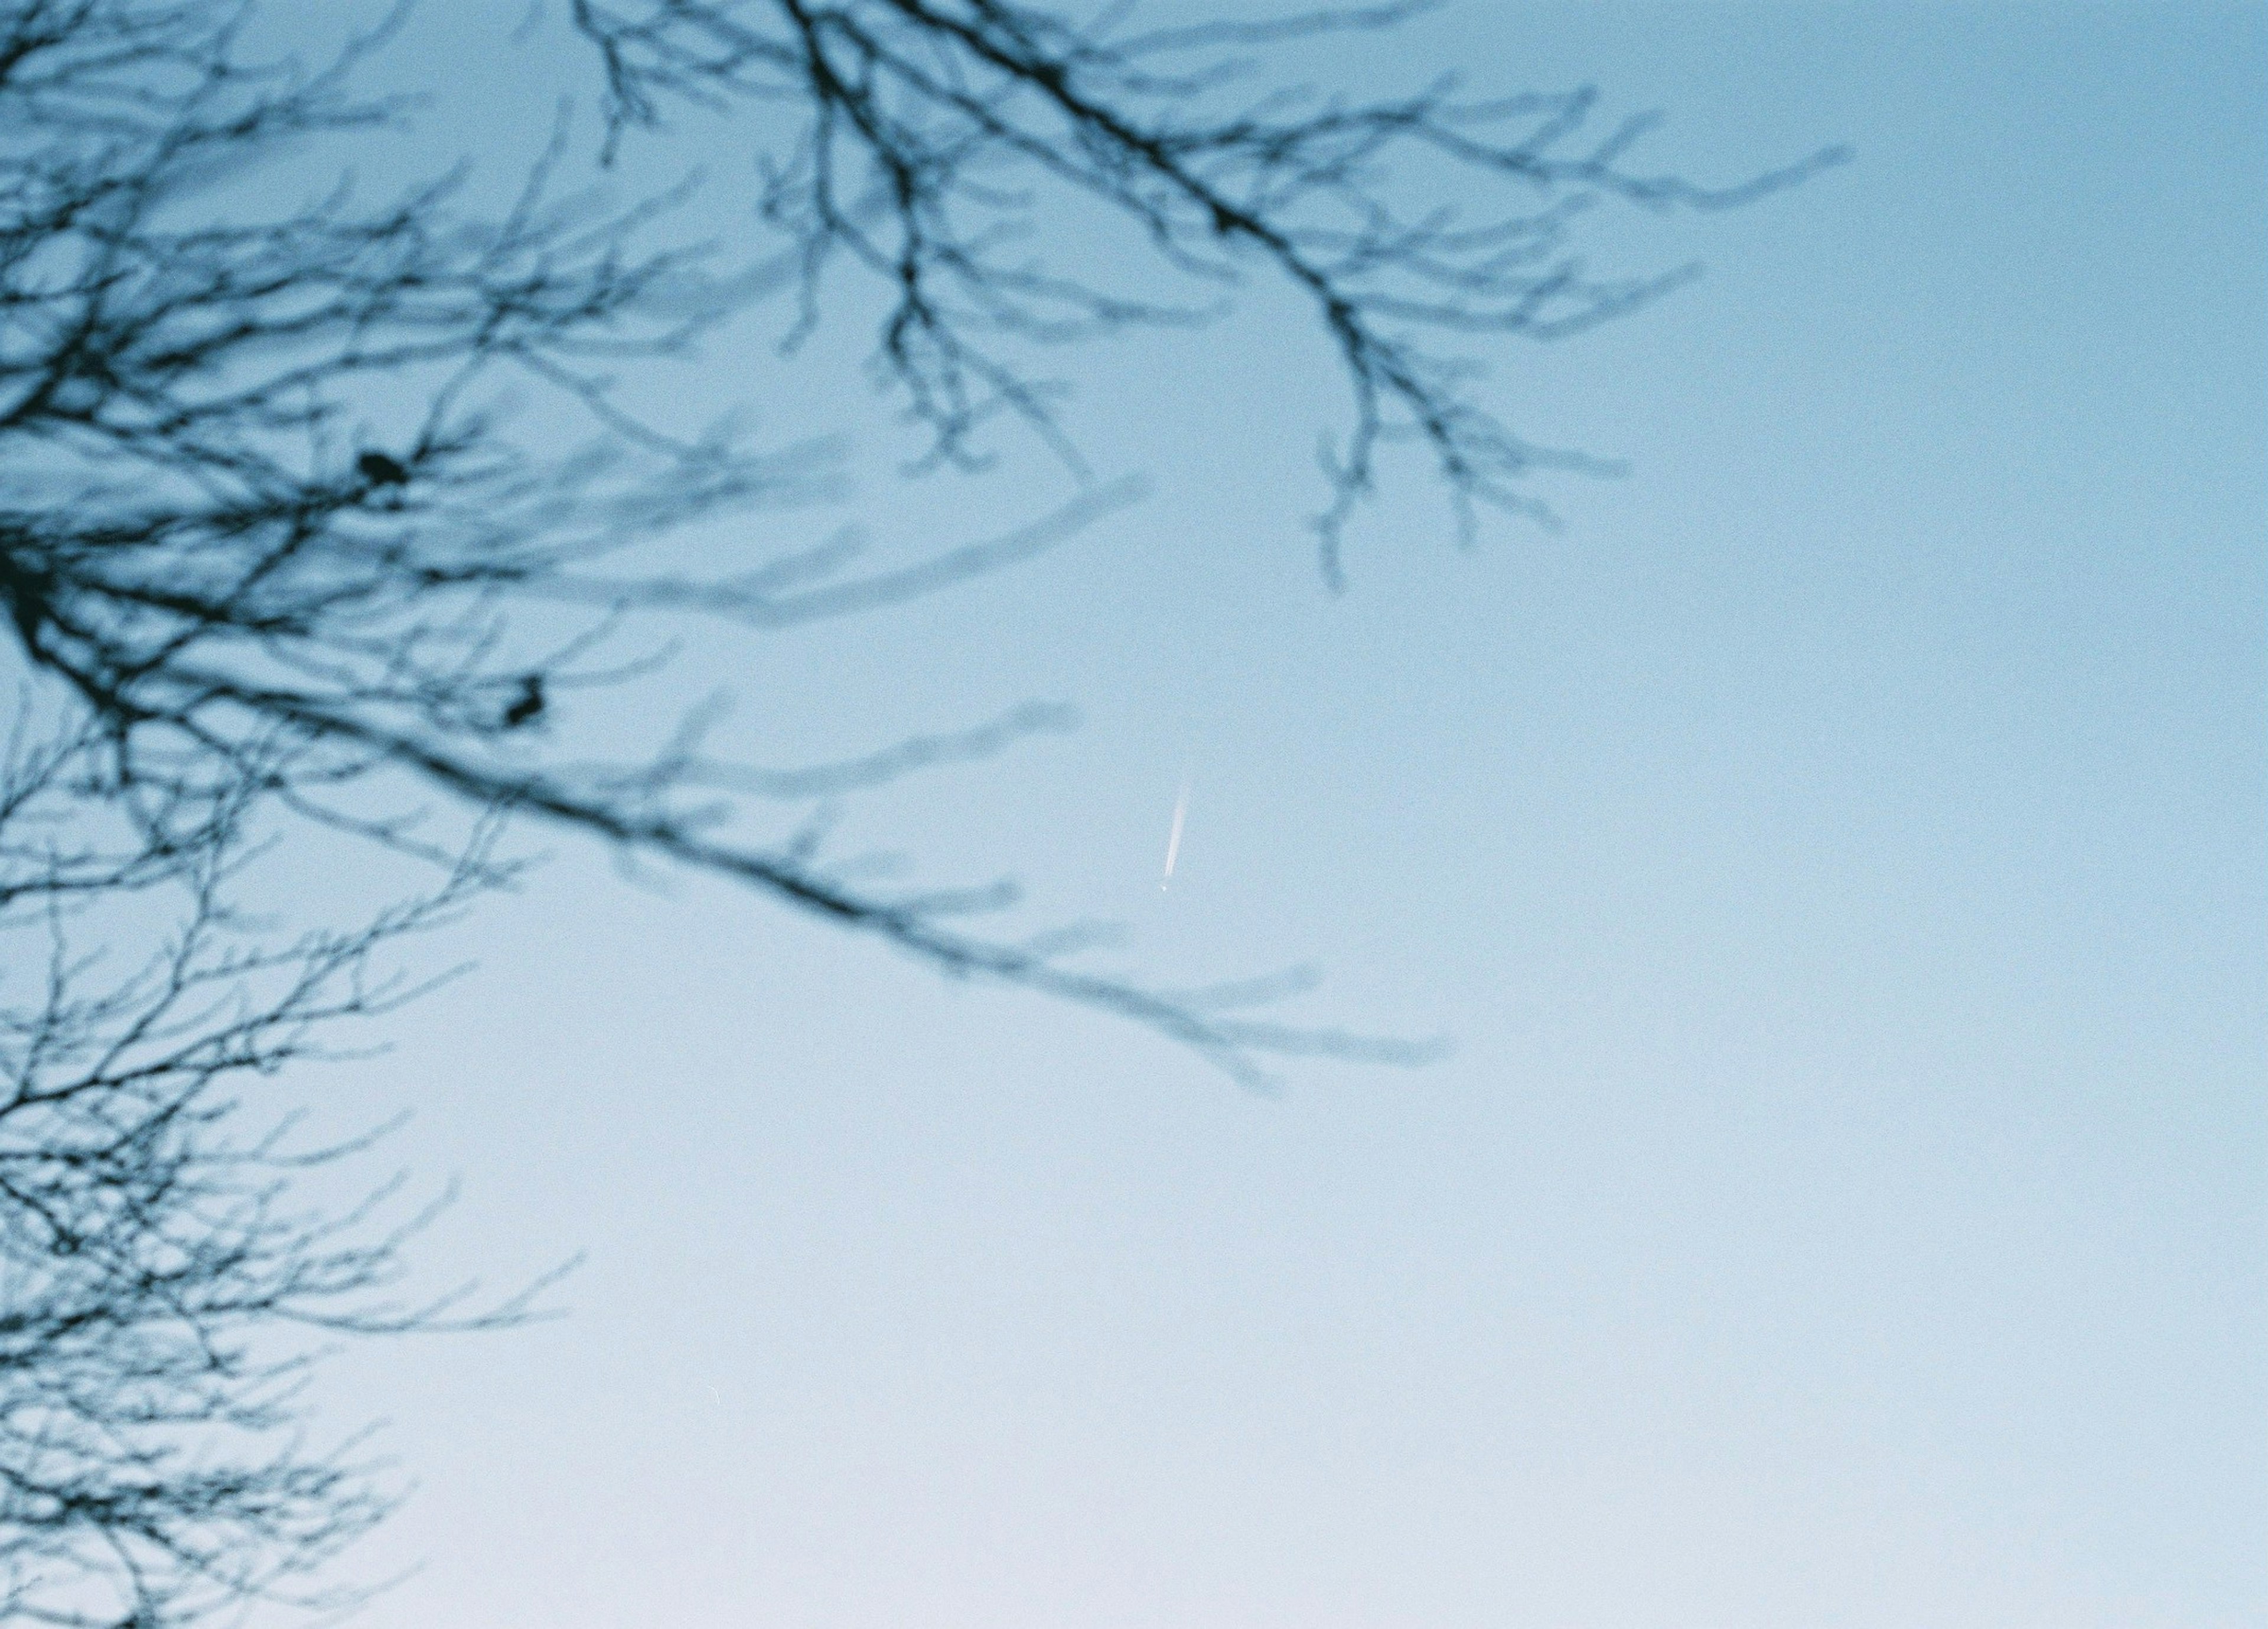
[{"x1": 0, "y1": 0, "x2": 1842, "y2": 1620}]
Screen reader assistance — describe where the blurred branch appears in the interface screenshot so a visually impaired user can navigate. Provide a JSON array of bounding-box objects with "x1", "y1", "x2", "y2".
[{"x1": 572, "y1": 0, "x2": 1847, "y2": 581}]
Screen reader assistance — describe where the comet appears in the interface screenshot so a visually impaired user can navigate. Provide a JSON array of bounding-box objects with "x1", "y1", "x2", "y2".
[{"x1": 1161, "y1": 777, "x2": 1190, "y2": 889}]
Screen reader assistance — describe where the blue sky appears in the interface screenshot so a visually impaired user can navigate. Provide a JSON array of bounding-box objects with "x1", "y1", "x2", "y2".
[{"x1": 248, "y1": 3, "x2": 2265, "y2": 1625}]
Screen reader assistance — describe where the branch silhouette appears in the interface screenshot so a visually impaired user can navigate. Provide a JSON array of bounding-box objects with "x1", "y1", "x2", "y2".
[{"x1": 0, "y1": 1, "x2": 1840, "y2": 1619}]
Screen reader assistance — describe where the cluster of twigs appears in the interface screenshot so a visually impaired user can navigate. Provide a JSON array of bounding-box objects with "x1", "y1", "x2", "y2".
[
  {"x1": 573, "y1": 0, "x2": 1846, "y2": 579},
  {"x1": 0, "y1": 713, "x2": 561, "y2": 1625}
]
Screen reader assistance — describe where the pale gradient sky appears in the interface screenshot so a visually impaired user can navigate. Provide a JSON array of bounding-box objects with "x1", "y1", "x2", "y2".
[{"x1": 235, "y1": 3, "x2": 2264, "y2": 1625}]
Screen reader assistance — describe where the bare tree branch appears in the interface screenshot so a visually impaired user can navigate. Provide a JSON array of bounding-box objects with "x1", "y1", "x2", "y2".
[
  {"x1": 0, "y1": 717, "x2": 556, "y2": 1628},
  {"x1": 571, "y1": 0, "x2": 1848, "y2": 580}
]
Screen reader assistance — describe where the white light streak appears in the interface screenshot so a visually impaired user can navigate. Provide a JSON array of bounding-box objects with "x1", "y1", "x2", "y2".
[{"x1": 1161, "y1": 777, "x2": 1190, "y2": 888}]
